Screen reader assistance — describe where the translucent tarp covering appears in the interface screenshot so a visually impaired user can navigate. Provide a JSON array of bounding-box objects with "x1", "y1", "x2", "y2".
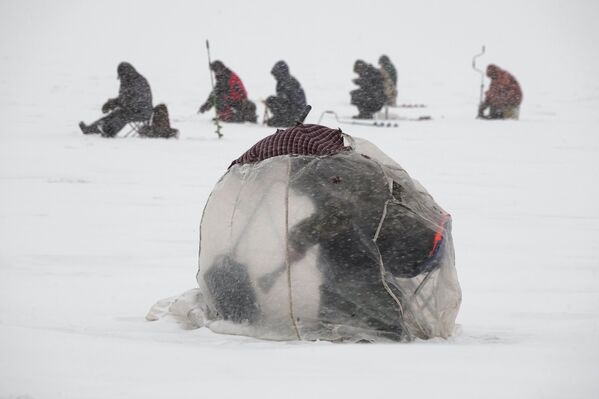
[{"x1": 192, "y1": 136, "x2": 461, "y2": 342}]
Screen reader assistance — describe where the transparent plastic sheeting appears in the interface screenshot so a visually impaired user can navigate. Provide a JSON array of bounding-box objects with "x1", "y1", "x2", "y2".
[{"x1": 148, "y1": 136, "x2": 461, "y2": 342}]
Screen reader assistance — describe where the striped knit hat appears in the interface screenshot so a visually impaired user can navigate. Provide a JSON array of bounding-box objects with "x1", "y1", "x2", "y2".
[{"x1": 229, "y1": 124, "x2": 349, "y2": 168}]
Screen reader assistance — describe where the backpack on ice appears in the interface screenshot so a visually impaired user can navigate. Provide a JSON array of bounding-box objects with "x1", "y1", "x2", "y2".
[{"x1": 138, "y1": 104, "x2": 179, "y2": 138}]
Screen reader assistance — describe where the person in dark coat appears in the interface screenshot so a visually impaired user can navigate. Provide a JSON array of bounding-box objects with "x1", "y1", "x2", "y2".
[
  {"x1": 264, "y1": 61, "x2": 307, "y2": 127},
  {"x1": 79, "y1": 62, "x2": 153, "y2": 137},
  {"x1": 285, "y1": 153, "x2": 448, "y2": 341},
  {"x1": 288, "y1": 162, "x2": 402, "y2": 339},
  {"x1": 350, "y1": 60, "x2": 386, "y2": 119},
  {"x1": 198, "y1": 61, "x2": 257, "y2": 123},
  {"x1": 285, "y1": 155, "x2": 408, "y2": 340},
  {"x1": 378, "y1": 55, "x2": 398, "y2": 106},
  {"x1": 478, "y1": 64, "x2": 523, "y2": 119}
]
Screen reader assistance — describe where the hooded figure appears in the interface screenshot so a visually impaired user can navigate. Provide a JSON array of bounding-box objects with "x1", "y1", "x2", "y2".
[
  {"x1": 378, "y1": 55, "x2": 398, "y2": 107},
  {"x1": 264, "y1": 60, "x2": 307, "y2": 127},
  {"x1": 350, "y1": 60, "x2": 386, "y2": 119},
  {"x1": 79, "y1": 62, "x2": 153, "y2": 137},
  {"x1": 478, "y1": 64, "x2": 523, "y2": 119},
  {"x1": 198, "y1": 61, "x2": 257, "y2": 123}
]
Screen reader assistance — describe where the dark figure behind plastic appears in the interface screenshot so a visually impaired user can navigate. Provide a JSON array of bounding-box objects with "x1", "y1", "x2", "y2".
[
  {"x1": 350, "y1": 60, "x2": 386, "y2": 119},
  {"x1": 264, "y1": 61, "x2": 307, "y2": 127},
  {"x1": 79, "y1": 62, "x2": 153, "y2": 137},
  {"x1": 286, "y1": 155, "x2": 442, "y2": 341},
  {"x1": 198, "y1": 60, "x2": 257, "y2": 123}
]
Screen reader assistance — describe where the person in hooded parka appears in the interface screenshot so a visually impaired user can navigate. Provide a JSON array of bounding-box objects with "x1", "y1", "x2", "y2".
[
  {"x1": 264, "y1": 61, "x2": 307, "y2": 127},
  {"x1": 79, "y1": 62, "x2": 153, "y2": 137},
  {"x1": 198, "y1": 60, "x2": 258, "y2": 123},
  {"x1": 350, "y1": 60, "x2": 386, "y2": 119},
  {"x1": 478, "y1": 64, "x2": 523, "y2": 119}
]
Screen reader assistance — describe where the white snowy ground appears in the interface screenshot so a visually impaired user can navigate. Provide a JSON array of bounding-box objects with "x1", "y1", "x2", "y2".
[{"x1": 1, "y1": 0, "x2": 598, "y2": 398}]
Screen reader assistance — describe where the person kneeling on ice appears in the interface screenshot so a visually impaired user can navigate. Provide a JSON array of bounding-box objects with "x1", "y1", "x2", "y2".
[
  {"x1": 198, "y1": 60, "x2": 257, "y2": 123},
  {"x1": 264, "y1": 60, "x2": 307, "y2": 127},
  {"x1": 79, "y1": 62, "x2": 153, "y2": 137},
  {"x1": 350, "y1": 60, "x2": 386, "y2": 119},
  {"x1": 147, "y1": 124, "x2": 462, "y2": 343},
  {"x1": 478, "y1": 64, "x2": 523, "y2": 120}
]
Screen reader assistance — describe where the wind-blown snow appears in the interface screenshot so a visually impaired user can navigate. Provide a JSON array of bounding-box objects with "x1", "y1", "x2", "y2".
[{"x1": 0, "y1": 0, "x2": 598, "y2": 398}]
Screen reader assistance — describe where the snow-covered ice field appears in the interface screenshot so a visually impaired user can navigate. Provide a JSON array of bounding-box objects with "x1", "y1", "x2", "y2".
[{"x1": 1, "y1": 1, "x2": 598, "y2": 398}]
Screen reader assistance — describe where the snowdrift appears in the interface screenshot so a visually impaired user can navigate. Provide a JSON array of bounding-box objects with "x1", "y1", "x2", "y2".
[{"x1": 149, "y1": 124, "x2": 461, "y2": 342}]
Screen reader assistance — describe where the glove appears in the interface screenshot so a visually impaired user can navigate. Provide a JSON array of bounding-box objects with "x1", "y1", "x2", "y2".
[
  {"x1": 198, "y1": 102, "x2": 210, "y2": 114},
  {"x1": 265, "y1": 96, "x2": 277, "y2": 109},
  {"x1": 102, "y1": 99, "x2": 117, "y2": 114}
]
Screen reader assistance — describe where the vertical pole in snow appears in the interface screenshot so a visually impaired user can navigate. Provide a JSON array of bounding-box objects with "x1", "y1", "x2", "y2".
[
  {"x1": 284, "y1": 158, "x2": 301, "y2": 340},
  {"x1": 472, "y1": 45, "x2": 486, "y2": 110},
  {"x1": 205, "y1": 40, "x2": 223, "y2": 138}
]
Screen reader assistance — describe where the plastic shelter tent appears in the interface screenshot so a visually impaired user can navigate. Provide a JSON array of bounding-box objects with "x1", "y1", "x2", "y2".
[{"x1": 148, "y1": 124, "x2": 461, "y2": 343}]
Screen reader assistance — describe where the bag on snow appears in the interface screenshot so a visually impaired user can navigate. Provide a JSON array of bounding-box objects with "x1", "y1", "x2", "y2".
[{"x1": 138, "y1": 103, "x2": 178, "y2": 138}]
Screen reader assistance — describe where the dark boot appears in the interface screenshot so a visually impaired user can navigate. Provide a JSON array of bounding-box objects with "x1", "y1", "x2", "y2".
[
  {"x1": 353, "y1": 112, "x2": 373, "y2": 120},
  {"x1": 79, "y1": 121, "x2": 101, "y2": 135}
]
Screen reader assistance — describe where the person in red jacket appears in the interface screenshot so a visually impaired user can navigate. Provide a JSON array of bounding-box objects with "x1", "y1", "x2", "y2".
[
  {"x1": 478, "y1": 64, "x2": 523, "y2": 119},
  {"x1": 198, "y1": 61, "x2": 257, "y2": 123}
]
